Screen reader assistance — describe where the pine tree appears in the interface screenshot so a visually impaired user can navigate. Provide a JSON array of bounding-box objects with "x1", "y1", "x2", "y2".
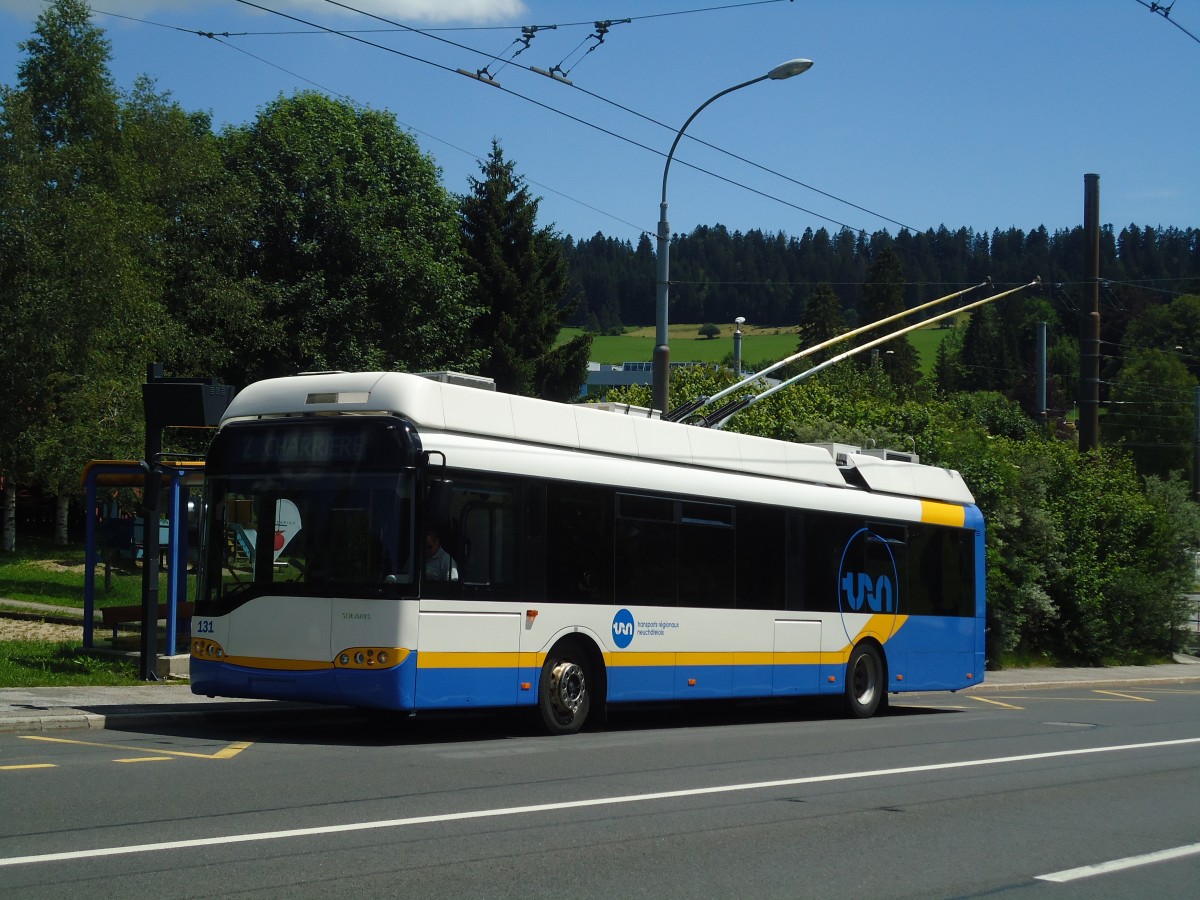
[
  {"x1": 960, "y1": 303, "x2": 1014, "y2": 392},
  {"x1": 796, "y1": 281, "x2": 846, "y2": 363},
  {"x1": 460, "y1": 141, "x2": 590, "y2": 398},
  {"x1": 861, "y1": 245, "x2": 921, "y2": 390}
]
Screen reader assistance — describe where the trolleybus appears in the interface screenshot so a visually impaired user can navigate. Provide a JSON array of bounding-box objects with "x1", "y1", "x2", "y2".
[{"x1": 191, "y1": 371, "x2": 984, "y2": 733}]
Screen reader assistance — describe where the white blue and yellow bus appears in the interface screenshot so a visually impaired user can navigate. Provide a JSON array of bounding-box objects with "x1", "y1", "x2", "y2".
[{"x1": 191, "y1": 371, "x2": 984, "y2": 734}]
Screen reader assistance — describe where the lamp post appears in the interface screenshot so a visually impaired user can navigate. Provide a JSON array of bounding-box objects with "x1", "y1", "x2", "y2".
[
  {"x1": 733, "y1": 316, "x2": 745, "y2": 376},
  {"x1": 652, "y1": 57, "x2": 813, "y2": 415}
]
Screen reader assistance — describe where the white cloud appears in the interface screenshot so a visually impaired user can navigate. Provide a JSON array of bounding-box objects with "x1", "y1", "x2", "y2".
[{"x1": 2, "y1": 1, "x2": 529, "y2": 26}]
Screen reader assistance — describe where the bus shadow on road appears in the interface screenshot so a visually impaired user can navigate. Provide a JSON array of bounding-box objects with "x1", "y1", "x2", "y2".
[{"x1": 109, "y1": 694, "x2": 962, "y2": 748}]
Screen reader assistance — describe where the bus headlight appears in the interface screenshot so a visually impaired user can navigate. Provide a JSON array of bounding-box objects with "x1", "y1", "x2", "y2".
[
  {"x1": 192, "y1": 638, "x2": 226, "y2": 660},
  {"x1": 334, "y1": 647, "x2": 407, "y2": 670}
]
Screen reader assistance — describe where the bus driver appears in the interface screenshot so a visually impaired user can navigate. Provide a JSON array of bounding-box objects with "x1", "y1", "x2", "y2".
[{"x1": 424, "y1": 527, "x2": 459, "y2": 582}]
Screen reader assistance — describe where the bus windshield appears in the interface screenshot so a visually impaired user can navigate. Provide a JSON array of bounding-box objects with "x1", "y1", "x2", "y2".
[{"x1": 197, "y1": 470, "x2": 416, "y2": 612}]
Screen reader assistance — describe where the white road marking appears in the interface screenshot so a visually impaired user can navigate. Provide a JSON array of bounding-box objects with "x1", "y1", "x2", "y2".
[
  {"x1": 1037, "y1": 841, "x2": 1200, "y2": 882},
  {"x1": 2, "y1": 735, "x2": 1198, "y2": 868}
]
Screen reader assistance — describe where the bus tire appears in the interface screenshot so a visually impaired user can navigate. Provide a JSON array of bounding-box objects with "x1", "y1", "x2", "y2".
[
  {"x1": 538, "y1": 641, "x2": 594, "y2": 736},
  {"x1": 844, "y1": 641, "x2": 885, "y2": 718}
]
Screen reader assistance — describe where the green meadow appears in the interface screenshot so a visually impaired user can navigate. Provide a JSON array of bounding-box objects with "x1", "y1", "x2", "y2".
[{"x1": 563, "y1": 323, "x2": 956, "y2": 375}]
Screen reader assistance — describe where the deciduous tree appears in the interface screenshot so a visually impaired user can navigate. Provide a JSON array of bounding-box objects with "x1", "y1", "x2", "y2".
[
  {"x1": 1, "y1": 0, "x2": 164, "y2": 544},
  {"x1": 221, "y1": 92, "x2": 481, "y2": 381}
]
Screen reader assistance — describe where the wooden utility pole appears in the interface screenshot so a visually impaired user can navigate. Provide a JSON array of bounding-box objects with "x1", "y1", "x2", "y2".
[{"x1": 1079, "y1": 174, "x2": 1101, "y2": 452}]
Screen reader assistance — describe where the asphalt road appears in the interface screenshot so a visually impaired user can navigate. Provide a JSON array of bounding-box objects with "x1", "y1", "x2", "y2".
[{"x1": 1, "y1": 686, "x2": 1198, "y2": 898}]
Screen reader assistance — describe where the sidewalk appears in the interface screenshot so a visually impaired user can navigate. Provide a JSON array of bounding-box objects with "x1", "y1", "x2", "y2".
[
  {"x1": 0, "y1": 685, "x2": 330, "y2": 733},
  {"x1": 2, "y1": 657, "x2": 1199, "y2": 734},
  {"x1": 1, "y1": 599, "x2": 312, "y2": 732},
  {"x1": 971, "y1": 655, "x2": 1200, "y2": 691}
]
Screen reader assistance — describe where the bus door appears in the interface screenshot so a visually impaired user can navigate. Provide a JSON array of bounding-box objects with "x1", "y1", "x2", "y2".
[{"x1": 416, "y1": 477, "x2": 524, "y2": 709}]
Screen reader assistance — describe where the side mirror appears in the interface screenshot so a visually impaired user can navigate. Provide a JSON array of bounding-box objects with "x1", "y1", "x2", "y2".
[{"x1": 426, "y1": 478, "x2": 453, "y2": 526}]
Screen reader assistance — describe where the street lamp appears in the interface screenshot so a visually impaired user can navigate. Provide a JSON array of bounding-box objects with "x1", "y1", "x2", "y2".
[
  {"x1": 652, "y1": 57, "x2": 813, "y2": 414},
  {"x1": 734, "y1": 316, "x2": 745, "y2": 376}
]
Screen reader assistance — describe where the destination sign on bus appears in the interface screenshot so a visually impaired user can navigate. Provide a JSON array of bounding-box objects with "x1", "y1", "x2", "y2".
[
  {"x1": 217, "y1": 427, "x2": 369, "y2": 468},
  {"x1": 231, "y1": 428, "x2": 368, "y2": 465},
  {"x1": 250, "y1": 434, "x2": 362, "y2": 468},
  {"x1": 208, "y1": 417, "x2": 422, "y2": 474}
]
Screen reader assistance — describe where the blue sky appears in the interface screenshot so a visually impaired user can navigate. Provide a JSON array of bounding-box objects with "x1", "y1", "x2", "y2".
[{"x1": 1, "y1": 0, "x2": 1198, "y2": 245}]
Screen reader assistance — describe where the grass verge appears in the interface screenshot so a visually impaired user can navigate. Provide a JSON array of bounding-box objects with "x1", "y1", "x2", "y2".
[
  {"x1": 0, "y1": 641, "x2": 142, "y2": 687},
  {"x1": 0, "y1": 540, "x2": 190, "y2": 610}
]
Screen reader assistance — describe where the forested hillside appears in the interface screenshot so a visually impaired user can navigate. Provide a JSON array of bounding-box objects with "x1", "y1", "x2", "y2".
[
  {"x1": 564, "y1": 223, "x2": 1200, "y2": 334},
  {"x1": 565, "y1": 223, "x2": 1200, "y2": 450}
]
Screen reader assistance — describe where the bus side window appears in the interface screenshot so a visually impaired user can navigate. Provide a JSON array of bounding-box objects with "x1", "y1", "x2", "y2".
[
  {"x1": 908, "y1": 525, "x2": 974, "y2": 617},
  {"x1": 436, "y1": 477, "x2": 520, "y2": 598},
  {"x1": 615, "y1": 494, "x2": 677, "y2": 607},
  {"x1": 737, "y1": 504, "x2": 785, "y2": 611},
  {"x1": 799, "y1": 513, "x2": 862, "y2": 612},
  {"x1": 678, "y1": 500, "x2": 734, "y2": 609},
  {"x1": 546, "y1": 483, "x2": 613, "y2": 604}
]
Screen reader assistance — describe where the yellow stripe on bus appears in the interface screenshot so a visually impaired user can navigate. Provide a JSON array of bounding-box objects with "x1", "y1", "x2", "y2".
[
  {"x1": 418, "y1": 652, "x2": 521, "y2": 669},
  {"x1": 607, "y1": 652, "x2": 677, "y2": 667},
  {"x1": 771, "y1": 651, "x2": 826, "y2": 666},
  {"x1": 220, "y1": 656, "x2": 334, "y2": 671},
  {"x1": 920, "y1": 500, "x2": 965, "y2": 527},
  {"x1": 414, "y1": 615, "x2": 909, "y2": 672}
]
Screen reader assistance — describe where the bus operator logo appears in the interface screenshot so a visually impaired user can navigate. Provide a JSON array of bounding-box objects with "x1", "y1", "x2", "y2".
[
  {"x1": 837, "y1": 529, "x2": 898, "y2": 615},
  {"x1": 612, "y1": 608, "x2": 635, "y2": 648}
]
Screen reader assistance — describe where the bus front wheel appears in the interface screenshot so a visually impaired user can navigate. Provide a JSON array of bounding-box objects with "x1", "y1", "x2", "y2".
[
  {"x1": 844, "y1": 642, "x2": 886, "y2": 718},
  {"x1": 538, "y1": 642, "x2": 593, "y2": 735}
]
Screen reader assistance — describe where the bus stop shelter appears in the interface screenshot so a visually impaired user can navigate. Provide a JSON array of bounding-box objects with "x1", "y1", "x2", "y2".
[{"x1": 80, "y1": 460, "x2": 204, "y2": 653}]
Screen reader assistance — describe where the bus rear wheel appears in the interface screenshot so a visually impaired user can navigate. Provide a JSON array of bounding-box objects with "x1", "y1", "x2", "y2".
[
  {"x1": 538, "y1": 643, "x2": 593, "y2": 735},
  {"x1": 844, "y1": 642, "x2": 885, "y2": 718}
]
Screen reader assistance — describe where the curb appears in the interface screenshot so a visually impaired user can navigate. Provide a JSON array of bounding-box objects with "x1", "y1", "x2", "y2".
[
  {"x1": 965, "y1": 674, "x2": 1200, "y2": 692},
  {"x1": 1, "y1": 713, "x2": 105, "y2": 732},
  {"x1": 0, "y1": 703, "x2": 352, "y2": 734}
]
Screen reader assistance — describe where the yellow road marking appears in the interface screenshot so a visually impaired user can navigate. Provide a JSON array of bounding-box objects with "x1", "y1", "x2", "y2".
[
  {"x1": 1, "y1": 764, "x2": 56, "y2": 771},
  {"x1": 1093, "y1": 690, "x2": 1153, "y2": 702},
  {"x1": 969, "y1": 695, "x2": 1023, "y2": 710},
  {"x1": 971, "y1": 693, "x2": 1158, "y2": 703},
  {"x1": 20, "y1": 735, "x2": 253, "y2": 760},
  {"x1": 114, "y1": 757, "x2": 174, "y2": 764}
]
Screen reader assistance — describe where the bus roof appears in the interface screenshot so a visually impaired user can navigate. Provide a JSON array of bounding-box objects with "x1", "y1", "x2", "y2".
[{"x1": 220, "y1": 371, "x2": 975, "y2": 506}]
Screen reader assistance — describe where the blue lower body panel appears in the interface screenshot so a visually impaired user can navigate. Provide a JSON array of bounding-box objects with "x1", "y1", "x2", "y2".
[
  {"x1": 883, "y1": 615, "x2": 984, "y2": 692},
  {"x1": 607, "y1": 663, "x2": 827, "y2": 702},
  {"x1": 191, "y1": 616, "x2": 983, "y2": 711},
  {"x1": 414, "y1": 665, "x2": 520, "y2": 709},
  {"x1": 190, "y1": 655, "x2": 417, "y2": 711}
]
